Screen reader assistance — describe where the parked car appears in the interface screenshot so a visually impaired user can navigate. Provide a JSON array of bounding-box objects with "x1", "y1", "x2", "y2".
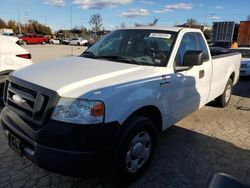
[
  {"x1": 60, "y1": 38, "x2": 70, "y2": 45},
  {"x1": 49, "y1": 38, "x2": 60, "y2": 44},
  {"x1": 230, "y1": 47, "x2": 250, "y2": 76},
  {"x1": 19, "y1": 34, "x2": 49, "y2": 45},
  {"x1": 0, "y1": 35, "x2": 32, "y2": 99},
  {"x1": 69, "y1": 37, "x2": 88, "y2": 46},
  {"x1": 1, "y1": 27, "x2": 241, "y2": 182},
  {"x1": 1, "y1": 35, "x2": 23, "y2": 45}
]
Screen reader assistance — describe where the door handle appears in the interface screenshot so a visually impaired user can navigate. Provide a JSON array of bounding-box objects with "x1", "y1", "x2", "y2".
[{"x1": 199, "y1": 70, "x2": 205, "y2": 79}]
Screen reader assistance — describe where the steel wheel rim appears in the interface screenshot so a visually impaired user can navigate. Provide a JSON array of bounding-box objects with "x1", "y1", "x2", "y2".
[
  {"x1": 225, "y1": 84, "x2": 232, "y2": 103},
  {"x1": 126, "y1": 131, "x2": 152, "y2": 173}
]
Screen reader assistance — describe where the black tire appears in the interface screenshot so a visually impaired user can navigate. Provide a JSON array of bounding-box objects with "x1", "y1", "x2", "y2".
[
  {"x1": 77, "y1": 42, "x2": 80, "y2": 46},
  {"x1": 115, "y1": 116, "x2": 157, "y2": 183},
  {"x1": 216, "y1": 79, "x2": 233, "y2": 108}
]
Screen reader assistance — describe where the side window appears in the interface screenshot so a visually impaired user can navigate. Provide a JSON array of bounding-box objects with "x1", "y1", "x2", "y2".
[
  {"x1": 175, "y1": 33, "x2": 197, "y2": 66},
  {"x1": 195, "y1": 33, "x2": 209, "y2": 61}
]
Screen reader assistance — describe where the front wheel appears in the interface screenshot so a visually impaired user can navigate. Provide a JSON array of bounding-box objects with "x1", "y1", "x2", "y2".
[
  {"x1": 115, "y1": 116, "x2": 157, "y2": 183},
  {"x1": 216, "y1": 79, "x2": 233, "y2": 107}
]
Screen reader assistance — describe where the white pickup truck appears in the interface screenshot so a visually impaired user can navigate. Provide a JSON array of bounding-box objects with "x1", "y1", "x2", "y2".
[{"x1": 1, "y1": 27, "x2": 241, "y2": 181}]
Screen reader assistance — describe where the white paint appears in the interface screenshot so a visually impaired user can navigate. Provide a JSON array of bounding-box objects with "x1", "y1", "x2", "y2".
[
  {"x1": 0, "y1": 35, "x2": 32, "y2": 74},
  {"x1": 149, "y1": 33, "x2": 172, "y2": 39},
  {"x1": 11, "y1": 27, "x2": 241, "y2": 131}
]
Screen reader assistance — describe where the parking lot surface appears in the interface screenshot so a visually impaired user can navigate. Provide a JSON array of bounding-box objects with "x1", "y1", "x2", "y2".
[
  {"x1": 24, "y1": 44, "x2": 87, "y2": 63},
  {"x1": 0, "y1": 45, "x2": 249, "y2": 188}
]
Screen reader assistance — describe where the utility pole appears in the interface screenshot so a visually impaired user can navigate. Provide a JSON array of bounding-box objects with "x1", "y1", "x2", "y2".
[
  {"x1": 17, "y1": 0, "x2": 21, "y2": 34},
  {"x1": 70, "y1": 5, "x2": 73, "y2": 56},
  {"x1": 45, "y1": 15, "x2": 47, "y2": 25},
  {"x1": 203, "y1": 11, "x2": 207, "y2": 31}
]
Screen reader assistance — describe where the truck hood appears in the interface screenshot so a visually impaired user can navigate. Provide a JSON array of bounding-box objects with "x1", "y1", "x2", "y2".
[{"x1": 12, "y1": 56, "x2": 160, "y2": 98}]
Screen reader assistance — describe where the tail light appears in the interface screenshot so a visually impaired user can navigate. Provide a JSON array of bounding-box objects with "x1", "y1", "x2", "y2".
[{"x1": 16, "y1": 53, "x2": 31, "y2": 59}]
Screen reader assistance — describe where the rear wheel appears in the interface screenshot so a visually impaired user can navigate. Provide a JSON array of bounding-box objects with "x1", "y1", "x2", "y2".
[
  {"x1": 42, "y1": 41, "x2": 45, "y2": 45},
  {"x1": 216, "y1": 79, "x2": 233, "y2": 107},
  {"x1": 115, "y1": 116, "x2": 157, "y2": 183}
]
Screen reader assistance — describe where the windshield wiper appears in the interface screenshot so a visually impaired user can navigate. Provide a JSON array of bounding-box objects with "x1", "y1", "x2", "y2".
[
  {"x1": 81, "y1": 51, "x2": 96, "y2": 58},
  {"x1": 96, "y1": 55, "x2": 142, "y2": 65}
]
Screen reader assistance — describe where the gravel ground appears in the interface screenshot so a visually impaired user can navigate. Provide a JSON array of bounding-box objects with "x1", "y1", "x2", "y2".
[{"x1": 0, "y1": 45, "x2": 249, "y2": 188}]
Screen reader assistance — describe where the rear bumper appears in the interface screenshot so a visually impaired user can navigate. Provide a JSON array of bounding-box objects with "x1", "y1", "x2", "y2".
[{"x1": 1, "y1": 107, "x2": 120, "y2": 174}]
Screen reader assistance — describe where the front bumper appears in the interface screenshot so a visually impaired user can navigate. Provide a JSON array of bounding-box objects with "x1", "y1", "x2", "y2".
[{"x1": 1, "y1": 107, "x2": 120, "y2": 174}]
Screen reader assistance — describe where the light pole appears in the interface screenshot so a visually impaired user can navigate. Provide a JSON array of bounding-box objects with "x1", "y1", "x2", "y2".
[
  {"x1": 17, "y1": 0, "x2": 21, "y2": 34},
  {"x1": 70, "y1": 5, "x2": 73, "y2": 56},
  {"x1": 203, "y1": 11, "x2": 207, "y2": 31}
]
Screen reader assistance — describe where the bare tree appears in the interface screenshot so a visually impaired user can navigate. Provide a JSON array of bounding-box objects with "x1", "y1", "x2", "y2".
[
  {"x1": 149, "y1": 17, "x2": 159, "y2": 26},
  {"x1": 89, "y1": 14, "x2": 103, "y2": 32},
  {"x1": 120, "y1": 22, "x2": 126, "y2": 29},
  {"x1": 247, "y1": 15, "x2": 250, "y2": 21},
  {"x1": 7, "y1": 20, "x2": 17, "y2": 33},
  {"x1": 134, "y1": 17, "x2": 159, "y2": 27},
  {"x1": 0, "y1": 18, "x2": 6, "y2": 28},
  {"x1": 203, "y1": 29, "x2": 211, "y2": 39},
  {"x1": 186, "y1": 18, "x2": 197, "y2": 27}
]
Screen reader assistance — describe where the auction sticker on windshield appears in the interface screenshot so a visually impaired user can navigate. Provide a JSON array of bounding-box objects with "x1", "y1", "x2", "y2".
[{"x1": 149, "y1": 33, "x2": 171, "y2": 39}]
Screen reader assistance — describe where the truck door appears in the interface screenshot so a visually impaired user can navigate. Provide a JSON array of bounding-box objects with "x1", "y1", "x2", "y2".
[{"x1": 171, "y1": 32, "x2": 212, "y2": 121}]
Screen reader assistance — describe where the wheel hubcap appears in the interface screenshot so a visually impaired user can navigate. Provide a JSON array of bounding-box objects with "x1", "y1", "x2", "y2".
[
  {"x1": 126, "y1": 131, "x2": 152, "y2": 173},
  {"x1": 225, "y1": 84, "x2": 232, "y2": 103}
]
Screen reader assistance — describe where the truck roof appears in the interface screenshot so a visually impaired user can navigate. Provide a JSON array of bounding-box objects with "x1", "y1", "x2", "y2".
[{"x1": 118, "y1": 26, "x2": 200, "y2": 32}]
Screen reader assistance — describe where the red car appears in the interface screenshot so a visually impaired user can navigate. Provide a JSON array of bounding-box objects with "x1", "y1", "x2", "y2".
[{"x1": 19, "y1": 34, "x2": 49, "y2": 45}]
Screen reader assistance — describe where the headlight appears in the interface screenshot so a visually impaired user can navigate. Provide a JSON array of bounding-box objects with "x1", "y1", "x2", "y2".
[{"x1": 51, "y1": 98, "x2": 104, "y2": 124}]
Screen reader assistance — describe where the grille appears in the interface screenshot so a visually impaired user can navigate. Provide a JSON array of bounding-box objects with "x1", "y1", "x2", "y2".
[{"x1": 4, "y1": 77, "x2": 59, "y2": 126}]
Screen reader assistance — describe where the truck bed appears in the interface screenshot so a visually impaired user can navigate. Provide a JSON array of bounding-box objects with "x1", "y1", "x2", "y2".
[{"x1": 208, "y1": 51, "x2": 241, "y2": 102}]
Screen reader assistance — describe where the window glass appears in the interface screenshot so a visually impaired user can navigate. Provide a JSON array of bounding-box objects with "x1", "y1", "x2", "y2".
[
  {"x1": 195, "y1": 33, "x2": 209, "y2": 61},
  {"x1": 82, "y1": 30, "x2": 177, "y2": 67},
  {"x1": 175, "y1": 33, "x2": 197, "y2": 66}
]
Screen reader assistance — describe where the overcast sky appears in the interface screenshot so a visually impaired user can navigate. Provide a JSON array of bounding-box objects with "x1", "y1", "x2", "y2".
[{"x1": 1, "y1": 0, "x2": 249, "y2": 31}]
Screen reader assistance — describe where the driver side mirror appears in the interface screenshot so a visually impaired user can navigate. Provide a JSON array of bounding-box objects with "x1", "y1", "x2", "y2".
[{"x1": 183, "y1": 50, "x2": 203, "y2": 66}]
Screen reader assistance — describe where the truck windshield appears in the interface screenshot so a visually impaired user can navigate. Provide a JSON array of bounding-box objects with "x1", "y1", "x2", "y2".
[{"x1": 81, "y1": 29, "x2": 177, "y2": 67}]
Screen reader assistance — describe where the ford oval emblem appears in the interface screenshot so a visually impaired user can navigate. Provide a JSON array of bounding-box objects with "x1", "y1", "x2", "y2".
[{"x1": 12, "y1": 94, "x2": 25, "y2": 104}]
